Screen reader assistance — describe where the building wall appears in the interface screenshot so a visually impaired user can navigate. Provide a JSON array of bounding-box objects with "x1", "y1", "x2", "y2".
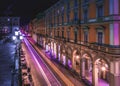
[
  {"x1": 29, "y1": 0, "x2": 120, "y2": 86},
  {"x1": 0, "y1": 17, "x2": 20, "y2": 37}
]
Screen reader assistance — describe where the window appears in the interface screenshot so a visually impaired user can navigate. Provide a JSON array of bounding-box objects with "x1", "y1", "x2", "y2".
[
  {"x1": 57, "y1": 30, "x2": 59, "y2": 37},
  {"x1": 98, "y1": 32, "x2": 103, "y2": 44},
  {"x1": 74, "y1": 29, "x2": 78, "y2": 42},
  {"x1": 61, "y1": 6, "x2": 64, "y2": 12},
  {"x1": 84, "y1": 31, "x2": 88, "y2": 42},
  {"x1": 97, "y1": 5, "x2": 103, "y2": 17},
  {"x1": 62, "y1": 29, "x2": 64, "y2": 38},
  {"x1": 67, "y1": 30, "x2": 70, "y2": 41},
  {"x1": 74, "y1": 11, "x2": 78, "y2": 21},
  {"x1": 74, "y1": 0, "x2": 78, "y2": 7},
  {"x1": 57, "y1": 16, "x2": 59, "y2": 24},
  {"x1": 84, "y1": 9, "x2": 88, "y2": 22},
  {"x1": 67, "y1": 13, "x2": 70, "y2": 22},
  {"x1": 67, "y1": 2, "x2": 70, "y2": 10}
]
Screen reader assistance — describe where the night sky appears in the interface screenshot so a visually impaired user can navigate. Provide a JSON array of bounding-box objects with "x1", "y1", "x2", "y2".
[{"x1": 0, "y1": 0, "x2": 59, "y2": 26}]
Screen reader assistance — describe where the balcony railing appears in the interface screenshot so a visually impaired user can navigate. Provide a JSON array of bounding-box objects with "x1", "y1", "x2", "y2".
[
  {"x1": 88, "y1": 42, "x2": 120, "y2": 55},
  {"x1": 96, "y1": 0, "x2": 104, "y2": 5},
  {"x1": 44, "y1": 35, "x2": 120, "y2": 55},
  {"x1": 97, "y1": 17, "x2": 103, "y2": 22}
]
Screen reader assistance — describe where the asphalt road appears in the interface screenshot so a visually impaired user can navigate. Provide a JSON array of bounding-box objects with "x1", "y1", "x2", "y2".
[{"x1": 22, "y1": 38, "x2": 64, "y2": 86}]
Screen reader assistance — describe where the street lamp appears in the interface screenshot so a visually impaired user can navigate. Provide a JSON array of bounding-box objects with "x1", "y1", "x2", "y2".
[
  {"x1": 15, "y1": 31, "x2": 19, "y2": 36},
  {"x1": 19, "y1": 35, "x2": 23, "y2": 40},
  {"x1": 12, "y1": 36, "x2": 16, "y2": 40}
]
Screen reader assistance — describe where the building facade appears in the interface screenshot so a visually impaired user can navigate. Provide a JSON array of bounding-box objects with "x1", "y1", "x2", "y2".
[
  {"x1": 0, "y1": 17, "x2": 20, "y2": 39},
  {"x1": 29, "y1": 0, "x2": 120, "y2": 86}
]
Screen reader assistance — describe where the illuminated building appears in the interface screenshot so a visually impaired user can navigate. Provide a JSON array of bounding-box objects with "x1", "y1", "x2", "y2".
[
  {"x1": 29, "y1": 0, "x2": 120, "y2": 86},
  {"x1": 0, "y1": 17, "x2": 20, "y2": 38}
]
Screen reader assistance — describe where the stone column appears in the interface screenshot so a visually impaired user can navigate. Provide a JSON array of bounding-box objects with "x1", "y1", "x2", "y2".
[
  {"x1": 109, "y1": 0, "x2": 119, "y2": 45},
  {"x1": 113, "y1": 23, "x2": 119, "y2": 45},
  {"x1": 56, "y1": 45, "x2": 58, "y2": 60},
  {"x1": 66, "y1": 56, "x2": 68, "y2": 67},
  {"x1": 81, "y1": 58, "x2": 86, "y2": 77},
  {"x1": 92, "y1": 63, "x2": 98, "y2": 86},
  {"x1": 72, "y1": 56, "x2": 76, "y2": 70},
  {"x1": 110, "y1": 61, "x2": 120, "y2": 86}
]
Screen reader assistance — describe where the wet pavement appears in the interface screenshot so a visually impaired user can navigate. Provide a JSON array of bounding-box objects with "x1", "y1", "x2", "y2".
[{"x1": 0, "y1": 39, "x2": 18, "y2": 86}]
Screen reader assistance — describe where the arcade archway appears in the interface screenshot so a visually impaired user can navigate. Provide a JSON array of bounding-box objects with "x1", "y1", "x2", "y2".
[
  {"x1": 93, "y1": 58, "x2": 109, "y2": 86},
  {"x1": 81, "y1": 53, "x2": 93, "y2": 83}
]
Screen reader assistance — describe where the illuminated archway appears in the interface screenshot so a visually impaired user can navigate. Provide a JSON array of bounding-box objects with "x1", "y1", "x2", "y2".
[
  {"x1": 81, "y1": 53, "x2": 93, "y2": 83},
  {"x1": 53, "y1": 42, "x2": 57, "y2": 58},
  {"x1": 50, "y1": 41, "x2": 54, "y2": 56},
  {"x1": 45, "y1": 41, "x2": 51, "y2": 52},
  {"x1": 60, "y1": 45, "x2": 66, "y2": 66},
  {"x1": 94, "y1": 58, "x2": 109, "y2": 86},
  {"x1": 57, "y1": 44, "x2": 61, "y2": 61},
  {"x1": 61, "y1": 53, "x2": 66, "y2": 65},
  {"x1": 72, "y1": 49, "x2": 80, "y2": 73},
  {"x1": 66, "y1": 47, "x2": 72, "y2": 69}
]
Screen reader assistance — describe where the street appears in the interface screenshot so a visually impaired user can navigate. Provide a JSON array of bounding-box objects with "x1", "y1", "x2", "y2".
[
  {"x1": 22, "y1": 38, "x2": 65, "y2": 86},
  {"x1": 21, "y1": 37, "x2": 85, "y2": 86}
]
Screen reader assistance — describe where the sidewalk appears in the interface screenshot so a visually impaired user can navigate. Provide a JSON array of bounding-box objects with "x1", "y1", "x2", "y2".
[
  {"x1": 0, "y1": 39, "x2": 18, "y2": 86},
  {"x1": 27, "y1": 37, "x2": 86, "y2": 86}
]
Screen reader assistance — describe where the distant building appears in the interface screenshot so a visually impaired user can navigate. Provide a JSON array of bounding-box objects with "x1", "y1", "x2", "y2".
[
  {"x1": 0, "y1": 17, "x2": 20, "y2": 38},
  {"x1": 29, "y1": 0, "x2": 120, "y2": 86}
]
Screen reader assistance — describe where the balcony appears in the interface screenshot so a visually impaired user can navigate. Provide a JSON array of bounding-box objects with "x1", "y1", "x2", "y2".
[
  {"x1": 66, "y1": 21, "x2": 72, "y2": 26},
  {"x1": 97, "y1": 17, "x2": 103, "y2": 22},
  {"x1": 83, "y1": 19, "x2": 88, "y2": 24},
  {"x1": 88, "y1": 42, "x2": 120, "y2": 55},
  {"x1": 72, "y1": 20, "x2": 80, "y2": 25}
]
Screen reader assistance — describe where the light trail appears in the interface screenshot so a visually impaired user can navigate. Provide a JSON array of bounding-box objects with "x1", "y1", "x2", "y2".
[
  {"x1": 24, "y1": 38, "x2": 51, "y2": 86},
  {"x1": 24, "y1": 38, "x2": 61, "y2": 86},
  {"x1": 28, "y1": 38, "x2": 74, "y2": 86}
]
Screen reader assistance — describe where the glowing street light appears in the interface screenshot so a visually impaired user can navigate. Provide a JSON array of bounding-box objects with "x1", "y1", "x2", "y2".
[
  {"x1": 15, "y1": 31, "x2": 19, "y2": 36},
  {"x1": 12, "y1": 36, "x2": 16, "y2": 40},
  {"x1": 19, "y1": 35, "x2": 23, "y2": 40}
]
